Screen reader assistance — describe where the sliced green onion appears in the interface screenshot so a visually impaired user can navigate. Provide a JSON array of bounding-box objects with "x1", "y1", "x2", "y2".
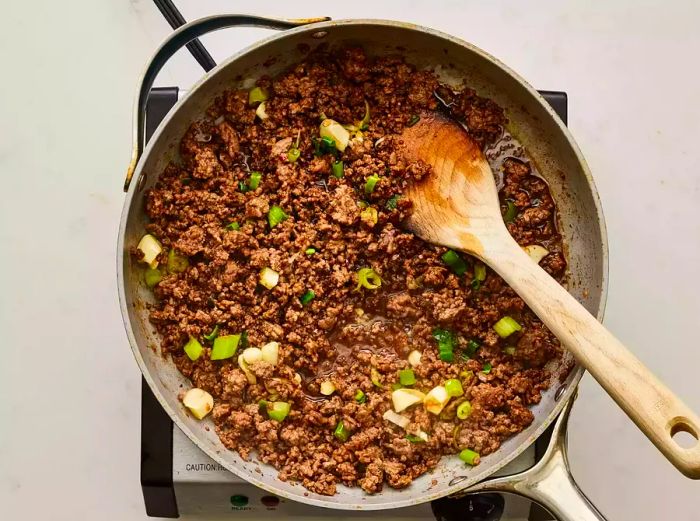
[
  {"x1": 211, "y1": 334, "x2": 241, "y2": 360},
  {"x1": 504, "y1": 346, "x2": 516, "y2": 356},
  {"x1": 300, "y1": 290, "x2": 315, "y2": 305},
  {"x1": 267, "y1": 401, "x2": 291, "y2": 422},
  {"x1": 226, "y1": 221, "x2": 240, "y2": 231},
  {"x1": 203, "y1": 325, "x2": 220, "y2": 342},
  {"x1": 441, "y1": 250, "x2": 467, "y2": 276},
  {"x1": 504, "y1": 200, "x2": 518, "y2": 223},
  {"x1": 493, "y1": 316, "x2": 522, "y2": 338},
  {"x1": 268, "y1": 205, "x2": 288, "y2": 228},
  {"x1": 457, "y1": 400, "x2": 473, "y2": 420},
  {"x1": 482, "y1": 362, "x2": 493, "y2": 374},
  {"x1": 239, "y1": 180, "x2": 249, "y2": 192},
  {"x1": 167, "y1": 249, "x2": 189, "y2": 274},
  {"x1": 472, "y1": 262, "x2": 487, "y2": 290},
  {"x1": 465, "y1": 339, "x2": 481, "y2": 358},
  {"x1": 354, "y1": 389, "x2": 366, "y2": 404},
  {"x1": 405, "y1": 434, "x2": 426, "y2": 443},
  {"x1": 390, "y1": 382, "x2": 404, "y2": 391},
  {"x1": 370, "y1": 367, "x2": 383, "y2": 388},
  {"x1": 385, "y1": 195, "x2": 400, "y2": 210},
  {"x1": 432, "y1": 328, "x2": 455, "y2": 363},
  {"x1": 356, "y1": 100, "x2": 371, "y2": 131},
  {"x1": 407, "y1": 114, "x2": 421, "y2": 127},
  {"x1": 258, "y1": 399, "x2": 269, "y2": 413},
  {"x1": 364, "y1": 174, "x2": 380, "y2": 195},
  {"x1": 248, "y1": 171, "x2": 262, "y2": 190},
  {"x1": 332, "y1": 160, "x2": 344, "y2": 178},
  {"x1": 459, "y1": 448, "x2": 480, "y2": 465},
  {"x1": 144, "y1": 267, "x2": 162, "y2": 288},
  {"x1": 360, "y1": 206, "x2": 378, "y2": 226},
  {"x1": 313, "y1": 136, "x2": 338, "y2": 157},
  {"x1": 398, "y1": 369, "x2": 416, "y2": 386},
  {"x1": 287, "y1": 147, "x2": 301, "y2": 163},
  {"x1": 240, "y1": 330, "x2": 249, "y2": 349},
  {"x1": 460, "y1": 370, "x2": 474, "y2": 382},
  {"x1": 248, "y1": 86, "x2": 268, "y2": 105},
  {"x1": 445, "y1": 378, "x2": 464, "y2": 397},
  {"x1": 356, "y1": 267, "x2": 382, "y2": 290},
  {"x1": 334, "y1": 420, "x2": 351, "y2": 442},
  {"x1": 183, "y1": 336, "x2": 203, "y2": 361},
  {"x1": 305, "y1": 247, "x2": 316, "y2": 255}
]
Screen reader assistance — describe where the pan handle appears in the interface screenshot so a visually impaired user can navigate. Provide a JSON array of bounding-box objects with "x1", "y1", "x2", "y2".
[
  {"x1": 123, "y1": 14, "x2": 330, "y2": 192},
  {"x1": 464, "y1": 398, "x2": 607, "y2": 521}
]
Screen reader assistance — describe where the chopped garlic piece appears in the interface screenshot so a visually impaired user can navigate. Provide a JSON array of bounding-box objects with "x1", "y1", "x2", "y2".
[
  {"x1": 408, "y1": 350, "x2": 422, "y2": 367},
  {"x1": 261, "y1": 342, "x2": 279, "y2": 366},
  {"x1": 392, "y1": 388, "x2": 426, "y2": 413},
  {"x1": 523, "y1": 244, "x2": 549, "y2": 264},
  {"x1": 137, "y1": 234, "x2": 162, "y2": 268},
  {"x1": 183, "y1": 388, "x2": 214, "y2": 420}
]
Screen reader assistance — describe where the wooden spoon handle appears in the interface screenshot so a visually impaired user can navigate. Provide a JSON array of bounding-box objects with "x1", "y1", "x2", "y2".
[{"x1": 479, "y1": 234, "x2": 700, "y2": 478}]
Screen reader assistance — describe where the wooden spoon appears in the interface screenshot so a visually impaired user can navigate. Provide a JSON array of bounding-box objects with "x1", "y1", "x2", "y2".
[{"x1": 398, "y1": 111, "x2": 700, "y2": 478}]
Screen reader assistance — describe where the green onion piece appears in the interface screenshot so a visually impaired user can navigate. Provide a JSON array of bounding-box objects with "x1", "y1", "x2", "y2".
[
  {"x1": 268, "y1": 205, "x2": 289, "y2": 228},
  {"x1": 258, "y1": 399, "x2": 268, "y2": 413},
  {"x1": 239, "y1": 180, "x2": 249, "y2": 192},
  {"x1": 305, "y1": 247, "x2": 316, "y2": 255},
  {"x1": 364, "y1": 174, "x2": 380, "y2": 195},
  {"x1": 390, "y1": 382, "x2": 404, "y2": 391},
  {"x1": 407, "y1": 114, "x2": 421, "y2": 127},
  {"x1": 356, "y1": 99, "x2": 371, "y2": 130},
  {"x1": 203, "y1": 325, "x2": 220, "y2": 342},
  {"x1": 472, "y1": 262, "x2": 487, "y2": 290},
  {"x1": 385, "y1": 195, "x2": 400, "y2": 210},
  {"x1": 354, "y1": 389, "x2": 366, "y2": 404},
  {"x1": 240, "y1": 330, "x2": 249, "y2": 349},
  {"x1": 248, "y1": 171, "x2": 262, "y2": 190},
  {"x1": 357, "y1": 200, "x2": 369, "y2": 209},
  {"x1": 248, "y1": 86, "x2": 268, "y2": 105},
  {"x1": 445, "y1": 378, "x2": 464, "y2": 397},
  {"x1": 370, "y1": 367, "x2": 383, "y2": 388},
  {"x1": 267, "y1": 401, "x2": 291, "y2": 422},
  {"x1": 457, "y1": 401, "x2": 473, "y2": 420},
  {"x1": 300, "y1": 290, "x2": 315, "y2": 305},
  {"x1": 493, "y1": 316, "x2": 522, "y2": 338},
  {"x1": 334, "y1": 420, "x2": 351, "y2": 442},
  {"x1": 210, "y1": 334, "x2": 241, "y2": 360},
  {"x1": 432, "y1": 328, "x2": 455, "y2": 363},
  {"x1": 405, "y1": 434, "x2": 426, "y2": 443},
  {"x1": 313, "y1": 136, "x2": 338, "y2": 157},
  {"x1": 226, "y1": 221, "x2": 240, "y2": 231},
  {"x1": 332, "y1": 160, "x2": 344, "y2": 178},
  {"x1": 144, "y1": 267, "x2": 162, "y2": 288},
  {"x1": 356, "y1": 267, "x2": 382, "y2": 290},
  {"x1": 482, "y1": 362, "x2": 493, "y2": 374},
  {"x1": 183, "y1": 336, "x2": 203, "y2": 361},
  {"x1": 465, "y1": 339, "x2": 481, "y2": 358},
  {"x1": 287, "y1": 147, "x2": 301, "y2": 163},
  {"x1": 460, "y1": 370, "x2": 474, "y2": 382},
  {"x1": 167, "y1": 249, "x2": 189, "y2": 274},
  {"x1": 504, "y1": 200, "x2": 518, "y2": 223},
  {"x1": 441, "y1": 250, "x2": 467, "y2": 276},
  {"x1": 504, "y1": 346, "x2": 516, "y2": 355},
  {"x1": 398, "y1": 369, "x2": 416, "y2": 386},
  {"x1": 459, "y1": 448, "x2": 480, "y2": 465}
]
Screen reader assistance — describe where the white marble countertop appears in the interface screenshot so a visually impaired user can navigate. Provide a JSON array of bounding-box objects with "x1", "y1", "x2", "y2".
[{"x1": 1, "y1": 1, "x2": 698, "y2": 519}]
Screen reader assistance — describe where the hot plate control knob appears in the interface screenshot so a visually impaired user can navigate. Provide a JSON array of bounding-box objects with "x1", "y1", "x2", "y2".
[{"x1": 431, "y1": 493, "x2": 505, "y2": 521}]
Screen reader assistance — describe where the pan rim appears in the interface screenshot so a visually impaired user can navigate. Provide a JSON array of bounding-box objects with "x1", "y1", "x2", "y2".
[{"x1": 117, "y1": 17, "x2": 609, "y2": 510}]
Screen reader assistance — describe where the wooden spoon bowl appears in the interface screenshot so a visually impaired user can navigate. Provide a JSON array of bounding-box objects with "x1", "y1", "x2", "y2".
[{"x1": 398, "y1": 112, "x2": 700, "y2": 478}]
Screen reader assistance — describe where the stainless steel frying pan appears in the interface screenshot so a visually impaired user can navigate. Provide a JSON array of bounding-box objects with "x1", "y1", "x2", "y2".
[{"x1": 118, "y1": 16, "x2": 608, "y2": 520}]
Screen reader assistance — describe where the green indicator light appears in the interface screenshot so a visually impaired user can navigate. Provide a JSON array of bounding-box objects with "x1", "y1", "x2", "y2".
[{"x1": 230, "y1": 495, "x2": 249, "y2": 507}]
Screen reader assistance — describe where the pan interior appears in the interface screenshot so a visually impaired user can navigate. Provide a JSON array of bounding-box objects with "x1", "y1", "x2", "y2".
[{"x1": 118, "y1": 20, "x2": 607, "y2": 510}]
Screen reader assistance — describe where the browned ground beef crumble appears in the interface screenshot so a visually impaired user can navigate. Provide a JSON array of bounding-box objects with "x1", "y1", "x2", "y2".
[{"x1": 140, "y1": 47, "x2": 566, "y2": 496}]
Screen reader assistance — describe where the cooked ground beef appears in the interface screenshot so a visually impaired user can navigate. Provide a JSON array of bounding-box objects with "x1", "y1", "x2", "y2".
[{"x1": 140, "y1": 47, "x2": 566, "y2": 496}]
